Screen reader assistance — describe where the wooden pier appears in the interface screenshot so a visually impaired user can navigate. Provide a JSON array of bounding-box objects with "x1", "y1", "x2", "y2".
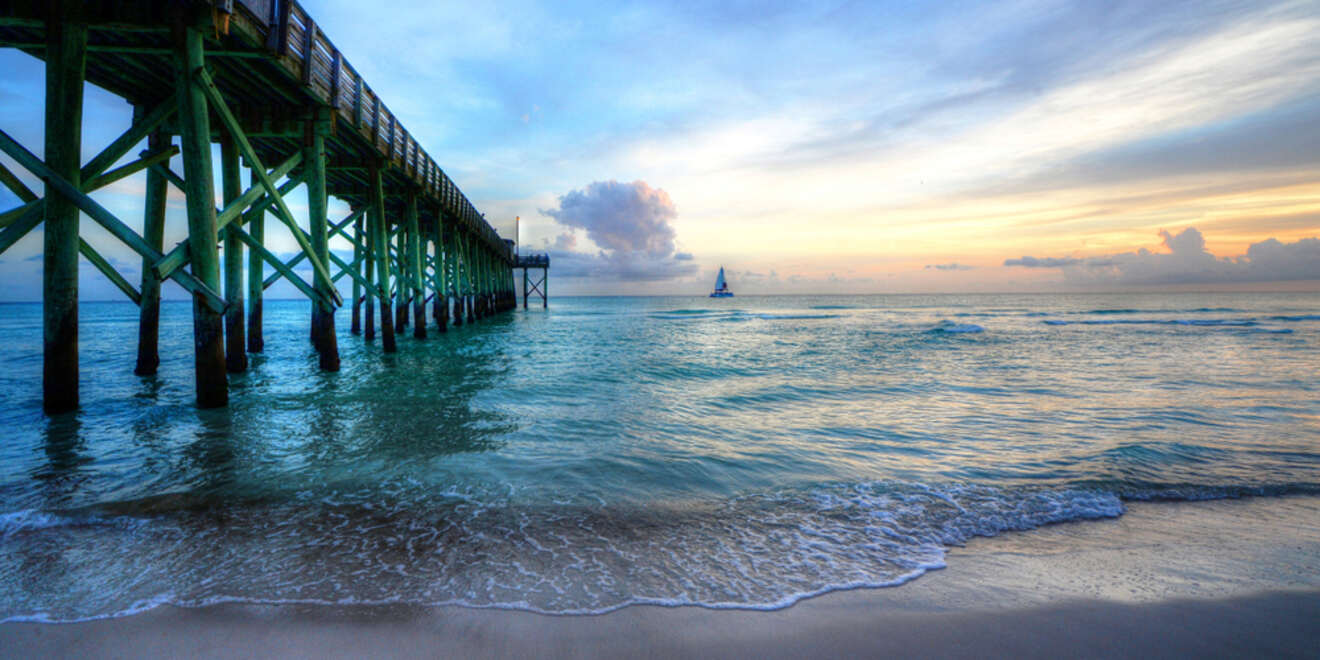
[
  {"x1": 516, "y1": 254, "x2": 550, "y2": 309},
  {"x1": 0, "y1": 0, "x2": 533, "y2": 413}
]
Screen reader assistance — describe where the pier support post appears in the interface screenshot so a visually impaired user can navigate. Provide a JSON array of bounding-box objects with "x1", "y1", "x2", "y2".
[
  {"x1": 395, "y1": 219, "x2": 409, "y2": 330},
  {"x1": 42, "y1": 7, "x2": 86, "y2": 413},
  {"x1": 364, "y1": 205, "x2": 376, "y2": 340},
  {"x1": 246, "y1": 167, "x2": 264, "y2": 353},
  {"x1": 406, "y1": 192, "x2": 425, "y2": 339},
  {"x1": 306, "y1": 114, "x2": 340, "y2": 370},
  {"x1": 135, "y1": 129, "x2": 169, "y2": 376},
  {"x1": 465, "y1": 236, "x2": 476, "y2": 324},
  {"x1": 175, "y1": 24, "x2": 227, "y2": 407},
  {"x1": 220, "y1": 133, "x2": 247, "y2": 373},
  {"x1": 351, "y1": 211, "x2": 363, "y2": 334},
  {"x1": 449, "y1": 228, "x2": 462, "y2": 327},
  {"x1": 433, "y1": 217, "x2": 447, "y2": 332},
  {"x1": 368, "y1": 161, "x2": 396, "y2": 352}
]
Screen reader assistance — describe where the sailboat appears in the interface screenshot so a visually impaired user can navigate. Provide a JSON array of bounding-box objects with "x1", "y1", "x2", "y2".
[{"x1": 709, "y1": 266, "x2": 734, "y2": 297}]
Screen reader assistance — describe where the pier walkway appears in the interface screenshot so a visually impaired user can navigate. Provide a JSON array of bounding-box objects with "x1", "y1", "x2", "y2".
[{"x1": 0, "y1": 0, "x2": 533, "y2": 412}]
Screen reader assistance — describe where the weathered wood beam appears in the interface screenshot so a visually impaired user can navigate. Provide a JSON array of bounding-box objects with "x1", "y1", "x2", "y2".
[
  {"x1": 228, "y1": 223, "x2": 327, "y2": 306},
  {"x1": 176, "y1": 24, "x2": 227, "y2": 409},
  {"x1": 0, "y1": 145, "x2": 178, "y2": 229},
  {"x1": 78, "y1": 238, "x2": 140, "y2": 304},
  {"x1": 333, "y1": 254, "x2": 367, "y2": 284},
  {"x1": 263, "y1": 211, "x2": 360, "y2": 289},
  {"x1": 406, "y1": 191, "x2": 425, "y2": 338},
  {"x1": 245, "y1": 168, "x2": 264, "y2": 353},
  {"x1": 306, "y1": 113, "x2": 339, "y2": 371},
  {"x1": 368, "y1": 160, "x2": 396, "y2": 352},
  {"x1": 135, "y1": 130, "x2": 169, "y2": 375},
  {"x1": 82, "y1": 145, "x2": 179, "y2": 193},
  {"x1": 351, "y1": 212, "x2": 362, "y2": 334},
  {"x1": 153, "y1": 152, "x2": 302, "y2": 280},
  {"x1": 42, "y1": 9, "x2": 86, "y2": 413},
  {"x1": 0, "y1": 126, "x2": 231, "y2": 318},
  {"x1": 0, "y1": 159, "x2": 37, "y2": 202},
  {"x1": 82, "y1": 98, "x2": 176, "y2": 187},
  {"x1": 220, "y1": 134, "x2": 247, "y2": 373},
  {"x1": 394, "y1": 207, "x2": 408, "y2": 330},
  {"x1": 0, "y1": 144, "x2": 221, "y2": 312},
  {"x1": 193, "y1": 65, "x2": 340, "y2": 305}
]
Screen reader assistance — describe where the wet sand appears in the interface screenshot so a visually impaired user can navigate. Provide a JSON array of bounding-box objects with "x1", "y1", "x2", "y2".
[{"x1": 4, "y1": 497, "x2": 1319, "y2": 658}]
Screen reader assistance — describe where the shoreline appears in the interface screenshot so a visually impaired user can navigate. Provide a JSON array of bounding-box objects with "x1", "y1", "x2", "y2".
[{"x1": 4, "y1": 496, "x2": 1319, "y2": 658}]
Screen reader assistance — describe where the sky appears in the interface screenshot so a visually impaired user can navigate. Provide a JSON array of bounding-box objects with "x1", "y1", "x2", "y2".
[{"x1": 1, "y1": 0, "x2": 1319, "y2": 299}]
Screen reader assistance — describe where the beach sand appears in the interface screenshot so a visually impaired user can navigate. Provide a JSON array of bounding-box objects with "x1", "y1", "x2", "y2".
[{"x1": 4, "y1": 496, "x2": 1319, "y2": 658}]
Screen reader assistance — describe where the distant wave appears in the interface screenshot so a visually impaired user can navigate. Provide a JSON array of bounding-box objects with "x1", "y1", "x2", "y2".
[
  {"x1": 931, "y1": 321, "x2": 984, "y2": 333},
  {"x1": 1076, "y1": 307, "x2": 1243, "y2": 315},
  {"x1": 1041, "y1": 318, "x2": 1278, "y2": 328},
  {"x1": 752, "y1": 313, "x2": 841, "y2": 320}
]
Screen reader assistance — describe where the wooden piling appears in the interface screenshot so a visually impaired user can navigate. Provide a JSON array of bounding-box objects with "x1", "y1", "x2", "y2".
[
  {"x1": 351, "y1": 212, "x2": 363, "y2": 334},
  {"x1": 364, "y1": 204, "x2": 376, "y2": 340},
  {"x1": 42, "y1": 9, "x2": 86, "y2": 413},
  {"x1": 245, "y1": 167, "x2": 265, "y2": 353},
  {"x1": 368, "y1": 161, "x2": 396, "y2": 352},
  {"x1": 406, "y1": 192, "x2": 425, "y2": 338},
  {"x1": 306, "y1": 115, "x2": 340, "y2": 370},
  {"x1": 449, "y1": 228, "x2": 463, "y2": 327},
  {"x1": 175, "y1": 24, "x2": 227, "y2": 408},
  {"x1": 432, "y1": 217, "x2": 448, "y2": 332},
  {"x1": 134, "y1": 129, "x2": 168, "y2": 376},
  {"x1": 220, "y1": 133, "x2": 247, "y2": 373},
  {"x1": 395, "y1": 218, "x2": 408, "y2": 330}
]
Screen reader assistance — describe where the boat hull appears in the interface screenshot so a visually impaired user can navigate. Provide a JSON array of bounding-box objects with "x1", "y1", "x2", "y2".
[{"x1": 709, "y1": 292, "x2": 734, "y2": 298}]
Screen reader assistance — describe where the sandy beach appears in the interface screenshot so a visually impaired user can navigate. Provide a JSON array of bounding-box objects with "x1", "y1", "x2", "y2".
[{"x1": 4, "y1": 496, "x2": 1319, "y2": 658}]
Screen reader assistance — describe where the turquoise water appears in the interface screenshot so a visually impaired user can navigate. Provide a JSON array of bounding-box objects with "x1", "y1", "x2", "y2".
[{"x1": 1, "y1": 293, "x2": 1319, "y2": 620}]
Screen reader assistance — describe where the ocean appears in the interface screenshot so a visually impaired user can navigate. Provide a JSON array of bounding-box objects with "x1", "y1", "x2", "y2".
[{"x1": 1, "y1": 292, "x2": 1318, "y2": 622}]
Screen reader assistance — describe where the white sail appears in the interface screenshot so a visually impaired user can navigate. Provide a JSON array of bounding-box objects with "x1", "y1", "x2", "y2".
[{"x1": 714, "y1": 267, "x2": 727, "y2": 291}]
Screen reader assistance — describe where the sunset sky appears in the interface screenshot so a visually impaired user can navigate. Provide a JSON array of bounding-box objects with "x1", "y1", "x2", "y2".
[{"x1": 1, "y1": 0, "x2": 1318, "y2": 298}]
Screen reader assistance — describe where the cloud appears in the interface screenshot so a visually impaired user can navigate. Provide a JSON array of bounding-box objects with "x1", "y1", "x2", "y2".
[
  {"x1": 1004, "y1": 256, "x2": 1084, "y2": 268},
  {"x1": 1003, "y1": 227, "x2": 1320, "y2": 284},
  {"x1": 542, "y1": 180, "x2": 679, "y2": 256},
  {"x1": 925, "y1": 262, "x2": 975, "y2": 271},
  {"x1": 539, "y1": 180, "x2": 697, "y2": 281},
  {"x1": 552, "y1": 232, "x2": 577, "y2": 250}
]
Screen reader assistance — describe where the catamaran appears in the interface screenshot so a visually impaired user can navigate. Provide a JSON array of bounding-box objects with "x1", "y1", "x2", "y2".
[{"x1": 710, "y1": 266, "x2": 733, "y2": 297}]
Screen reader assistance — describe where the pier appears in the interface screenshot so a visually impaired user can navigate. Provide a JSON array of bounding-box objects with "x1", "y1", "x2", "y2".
[{"x1": 0, "y1": 0, "x2": 539, "y2": 413}]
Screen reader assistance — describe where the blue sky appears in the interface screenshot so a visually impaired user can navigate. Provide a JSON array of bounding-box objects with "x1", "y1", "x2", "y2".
[{"x1": 1, "y1": 0, "x2": 1319, "y2": 299}]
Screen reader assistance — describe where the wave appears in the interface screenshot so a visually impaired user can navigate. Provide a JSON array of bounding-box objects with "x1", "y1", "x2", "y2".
[
  {"x1": 1041, "y1": 318, "x2": 1285, "y2": 329},
  {"x1": 0, "y1": 509, "x2": 145, "y2": 538},
  {"x1": 752, "y1": 313, "x2": 841, "y2": 320},
  {"x1": 0, "y1": 482, "x2": 1124, "y2": 621},
  {"x1": 931, "y1": 321, "x2": 984, "y2": 333},
  {"x1": 1076, "y1": 307, "x2": 1243, "y2": 315}
]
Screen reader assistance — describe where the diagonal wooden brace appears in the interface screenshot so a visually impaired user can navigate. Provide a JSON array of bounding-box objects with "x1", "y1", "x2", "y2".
[
  {"x1": 193, "y1": 66, "x2": 339, "y2": 305},
  {"x1": 153, "y1": 152, "x2": 303, "y2": 280},
  {"x1": 228, "y1": 223, "x2": 329, "y2": 306},
  {"x1": 262, "y1": 211, "x2": 359, "y2": 289},
  {"x1": 79, "y1": 238, "x2": 141, "y2": 304},
  {"x1": 0, "y1": 126, "x2": 226, "y2": 313},
  {"x1": 1, "y1": 145, "x2": 179, "y2": 229}
]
